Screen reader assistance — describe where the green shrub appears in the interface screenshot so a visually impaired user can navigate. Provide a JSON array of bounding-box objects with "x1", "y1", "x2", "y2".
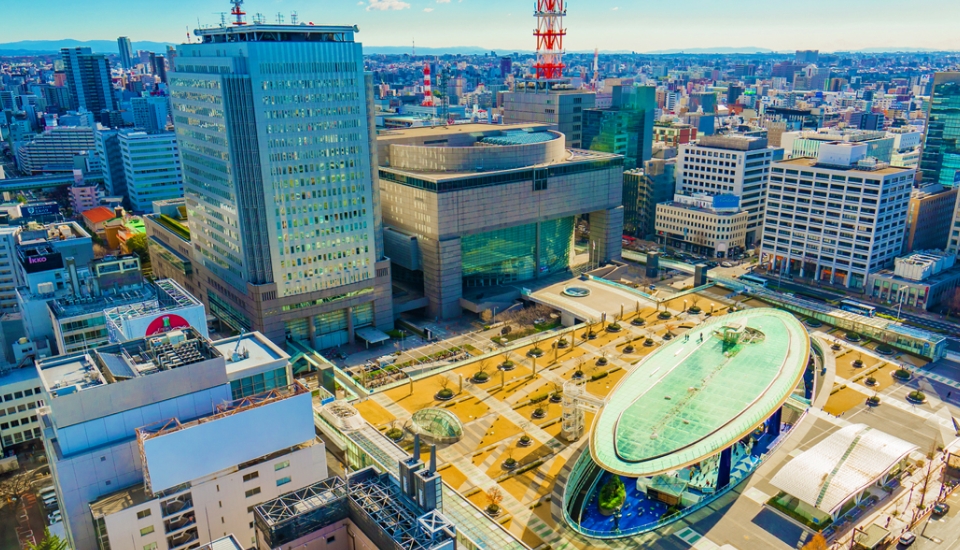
[
  {"x1": 598, "y1": 476, "x2": 626, "y2": 514},
  {"x1": 473, "y1": 371, "x2": 490, "y2": 382},
  {"x1": 590, "y1": 371, "x2": 609, "y2": 382},
  {"x1": 437, "y1": 388, "x2": 454, "y2": 399},
  {"x1": 386, "y1": 428, "x2": 403, "y2": 440},
  {"x1": 894, "y1": 368, "x2": 911, "y2": 380},
  {"x1": 658, "y1": 311, "x2": 672, "y2": 320},
  {"x1": 908, "y1": 390, "x2": 925, "y2": 402}
]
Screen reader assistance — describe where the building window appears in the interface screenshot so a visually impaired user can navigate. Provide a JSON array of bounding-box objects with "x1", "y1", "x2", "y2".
[
  {"x1": 144, "y1": 544, "x2": 158, "y2": 550},
  {"x1": 274, "y1": 461, "x2": 290, "y2": 471},
  {"x1": 245, "y1": 487, "x2": 261, "y2": 498},
  {"x1": 139, "y1": 526, "x2": 154, "y2": 536},
  {"x1": 242, "y1": 472, "x2": 259, "y2": 482},
  {"x1": 136, "y1": 509, "x2": 151, "y2": 520},
  {"x1": 276, "y1": 477, "x2": 292, "y2": 487}
]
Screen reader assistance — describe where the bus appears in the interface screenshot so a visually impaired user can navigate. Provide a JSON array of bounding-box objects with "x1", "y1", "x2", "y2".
[
  {"x1": 839, "y1": 299, "x2": 876, "y2": 317},
  {"x1": 739, "y1": 274, "x2": 768, "y2": 287}
]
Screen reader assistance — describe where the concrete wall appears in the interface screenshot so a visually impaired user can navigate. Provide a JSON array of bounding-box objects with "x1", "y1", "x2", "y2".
[{"x1": 388, "y1": 133, "x2": 565, "y2": 173}]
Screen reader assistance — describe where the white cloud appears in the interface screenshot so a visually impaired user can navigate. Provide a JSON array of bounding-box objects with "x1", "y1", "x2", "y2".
[
  {"x1": 611, "y1": 6, "x2": 619, "y2": 10},
  {"x1": 436, "y1": 0, "x2": 451, "y2": 3},
  {"x1": 365, "y1": 0, "x2": 410, "y2": 10},
  {"x1": 357, "y1": 1, "x2": 364, "y2": 4},
  {"x1": 424, "y1": 7, "x2": 434, "y2": 11}
]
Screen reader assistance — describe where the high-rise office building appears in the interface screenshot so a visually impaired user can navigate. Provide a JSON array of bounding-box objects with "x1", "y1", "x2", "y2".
[
  {"x1": 117, "y1": 36, "x2": 134, "y2": 70},
  {"x1": 904, "y1": 184, "x2": 957, "y2": 253},
  {"x1": 502, "y1": 82, "x2": 596, "y2": 148},
  {"x1": 623, "y1": 159, "x2": 677, "y2": 239},
  {"x1": 168, "y1": 23, "x2": 392, "y2": 346},
  {"x1": 920, "y1": 72, "x2": 960, "y2": 187},
  {"x1": 761, "y1": 142, "x2": 914, "y2": 289},
  {"x1": 15, "y1": 126, "x2": 96, "y2": 175},
  {"x1": 60, "y1": 47, "x2": 114, "y2": 113},
  {"x1": 131, "y1": 95, "x2": 169, "y2": 134},
  {"x1": 95, "y1": 127, "x2": 128, "y2": 199},
  {"x1": 118, "y1": 131, "x2": 184, "y2": 211},
  {"x1": 675, "y1": 135, "x2": 780, "y2": 246},
  {"x1": 581, "y1": 85, "x2": 656, "y2": 170}
]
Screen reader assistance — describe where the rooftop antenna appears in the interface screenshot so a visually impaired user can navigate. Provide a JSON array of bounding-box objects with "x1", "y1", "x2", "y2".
[
  {"x1": 186, "y1": 26, "x2": 192, "y2": 44},
  {"x1": 230, "y1": 0, "x2": 247, "y2": 25},
  {"x1": 253, "y1": 13, "x2": 265, "y2": 24},
  {"x1": 412, "y1": 39, "x2": 416, "y2": 58},
  {"x1": 290, "y1": 11, "x2": 299, "y2": 25},
  {"x1": 533, "y1": 0, "x2": 567, "y2": 80},
  {"x1": 276, "y1": 12, "x2": 284, "y2": 24},
  {"x1": 214, "y1": 12, "x2": 228, "y2": 27}
]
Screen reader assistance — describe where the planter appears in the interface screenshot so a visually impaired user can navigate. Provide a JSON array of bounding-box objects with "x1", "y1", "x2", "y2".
[
  {"x1": 865, "y1": 377, "x2": 877, "y2": 387},
  {"x1": 663, "y1": 334, "x2": 674, "y2": 341},
  {"x1": 845, "y1": 332, "x2": 862, "y2": 343},
  {"x1": 485, "y1": 505, "x2": 501, "y2": 517},
  {"x1": 502, "y1": 458, "x2": 518, "y2": 471},
  {"x1": 549, "y1": 394, "x2": 562, "y2": 403},
  {"x1": 532, "y1": 409, "x2": 546, "y2": 419},
  {"x1": 688, "y1": 307, "x2": 702, "y2": 314},
  {"x1": 853, "y1": 360, "x2": 864, "y2": 368},
  {"x1": 658, "y1": 311, "x2": 672, "y2": 320},
  {"x1": 631, "y1": 318, "x2": 645, "y2": 326},
  {"x1": 893, "y1": 369, "x2": 911, "y2": 381},
  {"x1": 435, "y1": 389, "x2": 455, "y2": 401},
  {"x1": 572, "y1": 371, "x2": 584, "y2": 380},
  {"x1": 831, "y1": 344, "x2": 842, "y2": 351},
  {"x1": 907, "y1": 391, "x2": 926, "y2": 404},
  {"x1": 644, "y1": 339, "x2": 655, "y2": 347},
  {"x1": 587, "y1": 332, "x2": 598, "y2": 340},
  {"x1": 527, "y1": 348, "x2": 544, "y2": 358},
  {"x1": 876, "y1": 344, "x2": 895, "y2": 356},
  {"x1": 624, "y1": 345, "x2": 635, "y2": 354},
  {"x1": 805, "y1": 319, "x2": 823, "y2": 328},
  {"x1": 472, "y1": 372, "x2": 491, "y2": 384},
  {"x1": 606, "y1": 324, "x2": 622, "y2": 333},
  {"x1": 866, "y1": 396, "x2": 881, "y2": 407},
  {"x1": 556, "y1": 339, "x2": 569, "y2": 348},
  {"x1": 386, "y1": 428, "x2": 404, "y2": 442},
  {"x1": 498, "y1": 361, "x2": 516, "y2": 371},
  {"x1": 518, "y1": 436, "x2": 533, "y2": 447},
  {"x1": 596, "y1": 357, "x2": 608, "y2": 366}
]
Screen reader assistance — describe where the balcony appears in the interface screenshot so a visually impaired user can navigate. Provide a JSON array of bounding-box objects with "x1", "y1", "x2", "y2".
[
  {"x1": 164, "y1": 512, "x2": 197, "y2": 534},
  {"x1": 167, "y1": 527, "x2": 199, "y2": 550},
  {"x1": 161, "y1": 494, "x2": 194, "y2": 518}
]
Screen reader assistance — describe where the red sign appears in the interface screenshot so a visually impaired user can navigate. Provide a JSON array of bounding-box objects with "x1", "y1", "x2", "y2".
[{"x1": 145, "y1": 314, "x2": 191, "y2": 336}]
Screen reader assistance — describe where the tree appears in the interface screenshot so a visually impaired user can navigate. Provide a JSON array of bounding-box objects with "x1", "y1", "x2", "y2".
[
  {"x1": 126, "y1": 233, "x2": 149, "y2": 262},
  {"x1": 801, "y1": 533, "x2": 827, "y2": 550},
  {"x1": 28, "y1": 529, "x2": 69, "y2": 550},
  {"x1": 480, "y1": 309, "x2": 493, "y2": 323},
  {"x1": 0, "y1": 469, "x2": 31, "y2": 502},
  {"x1": 485, "y1": 486, "x2": 504, "y2": 513}
]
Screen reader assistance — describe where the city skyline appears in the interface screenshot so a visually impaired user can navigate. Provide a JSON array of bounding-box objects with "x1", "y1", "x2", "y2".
[{"x1": 3, "y1": 0, "x2": 960, "y2": 53}]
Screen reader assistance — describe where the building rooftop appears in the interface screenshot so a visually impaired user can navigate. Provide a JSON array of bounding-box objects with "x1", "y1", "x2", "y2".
[
  {"x1": 37, "y1": 328, "x2": 220, "y2": 397},
  {"x1": 213, "y1": 332, "x2": 288, "y2": 379},
  {"x1": 50, "y1": 282, "x2": 156, "y2": 319},
  {"x1": 81, "y1": 206, "x2": 116, "y2": 225},
  {"x1": 590, "y1": 308, "x2": 808, "y2": 477},
  {"x1": 770, "y1": 424, "x2": 917, "y2": 515},
  {"x1": 774, "y1": 156, "x2": 909, "y2": 176}
]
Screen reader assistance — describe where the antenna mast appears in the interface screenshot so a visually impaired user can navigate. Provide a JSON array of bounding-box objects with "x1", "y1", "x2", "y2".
[
  {"x1": 533, "y1": 0, "x2": 566, "y2": 80},
  {"x1": 230, "y1": 0, "x2": 247, "y2": 25}
]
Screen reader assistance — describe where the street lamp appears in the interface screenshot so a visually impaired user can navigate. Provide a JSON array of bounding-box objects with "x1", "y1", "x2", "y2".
[{"x1": 896, "y1": 286, "x2": 907, "y2": 320}]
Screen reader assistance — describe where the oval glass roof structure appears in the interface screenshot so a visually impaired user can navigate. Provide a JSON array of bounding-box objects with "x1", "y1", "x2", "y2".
[{"x1": 590, "y1": 308, "x2": 808, "y2": 477}]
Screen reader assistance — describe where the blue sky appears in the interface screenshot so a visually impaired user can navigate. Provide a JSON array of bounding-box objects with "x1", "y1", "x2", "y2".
[{"x1": 5, "y1": 0, "x2": 959, "y2": 52}]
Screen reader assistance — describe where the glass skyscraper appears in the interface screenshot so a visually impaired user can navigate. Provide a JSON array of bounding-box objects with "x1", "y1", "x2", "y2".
[
  {"x1": 921, "y1": 72, "x2": 960, "y2": 187},
  {"x1": 168, "y1": 23, "x2": 392, "y2": 347}
]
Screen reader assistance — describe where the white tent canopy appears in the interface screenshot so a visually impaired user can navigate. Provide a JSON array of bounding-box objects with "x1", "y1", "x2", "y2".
[{"x1": 770, "y1": 424, "x2": 917, "y2": 515}]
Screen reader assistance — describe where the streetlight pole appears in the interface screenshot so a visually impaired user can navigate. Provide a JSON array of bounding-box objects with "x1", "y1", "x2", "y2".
[{"x1": 897, "y1": 287, "x2": 906, "y2": 320}]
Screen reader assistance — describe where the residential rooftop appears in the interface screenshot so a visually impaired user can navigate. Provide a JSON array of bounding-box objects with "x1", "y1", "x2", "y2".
[{"x1": 774, "y1": 156, "x2": 910, "y2": 176}]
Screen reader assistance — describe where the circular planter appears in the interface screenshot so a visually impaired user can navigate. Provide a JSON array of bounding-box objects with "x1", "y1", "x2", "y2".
[
  {"x1": 805, "y1": 319, "x2": 823, "y2": 328},
  {"x1": 527, "y1": 349, "x2": 544, "y2": 358},
  {"x1": 865, "y1": 377, "x2": 877, "y2": 387},
  {"x1": 688, "y1": 307, "x2": 702, "y2": 314},
  {"x1": 663, "y1": 334, "x2": 674, "y2": 341},
  {"x1": 549, "y1": 394, "x2": 562, "y2": 403},
  {"x1": 572, "y1": 371, "x2": 584, "y2": 380},
  {"x1": 518, "y1": 436, "x2": 533, "y2": 447},
  {"x1": 624, "y1": 345, "x2": 635, "y2": 354},
  {"x1": 587, "y1": 332, "x2": 598, "y2": 340},
  {"x1": 907, "y1": 391, "x2": 926, "y2": 404},
  {"x1": 386, "y1": 429, "x2": 404, "y2": 442},
  {"x1": 893, "y1": 370, "x2": 911, "y2": 382},
  {"x1": 845, "y1": 333, "x2": 862, "y2": 343},
  {"x1": 853, "y1": 360, "x2": 864, "y2": 368},
  {"x1": 831, "y1": 344, "x2": 842, "y2": 351},
  {"x1": 596, "y1": 357, "x2": 608, "y2": 366},
  {"x1": 606, "y1": 324, "x2": 622, "y2": 333},
  {"x1": 435, "y1": 389, "x2": 455, "y2": 401},
  {"x1": 485, "y1": 505, "x2": 502, "y2": 517},
  {"x1": 866, "y1": 397, "x2": 881, "y2": 407},
  {"x1": 472, "y1": 373, "x2": 491, "y2": 384},
  {"x1": 556, "y1": 339, "x2": 569, "y2": 349},
  {"x1": 502, "y1": 459, "x2": 518, "y2": 471},
  {"x1": 644, "y1": 339, "x2": 655, "y2": 347},
  {"x1": 658, "y1": 312, "x2": 672, "y2": 320},
  {"x1": 876, "y1": 345, "x2": 895, "y2": 356},
  {"x1": 498, "y1": 361, "x2": 516, "y2": 371},
  {"x1": 532, "y1": 409, "x2": 547, "y2": 419},
  {"x1": 631, "y1": 318, "x2": 645, "y2": 326}
]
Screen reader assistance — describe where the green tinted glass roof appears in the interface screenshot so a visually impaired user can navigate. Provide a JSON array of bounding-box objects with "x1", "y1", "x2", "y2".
[{"x1": 590, "y1": 308, "x2": 808, "y2": 477}]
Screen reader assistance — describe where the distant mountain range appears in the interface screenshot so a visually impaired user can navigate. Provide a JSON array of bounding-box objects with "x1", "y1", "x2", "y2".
[{"x1": 0, "y1": 39, "x2": 950, "y2": 56}]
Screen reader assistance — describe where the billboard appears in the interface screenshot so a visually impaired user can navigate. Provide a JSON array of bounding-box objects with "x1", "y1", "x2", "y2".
[
  {"x1": 118, "y1": 304, "x2": 208, "y2": 341},
  {"x1": 712, "y1": 194, "x2": 741, "y2": 209},
  {"x1": 20, "y1": 252, "x2": 64, "y2": 274},
  {"x1": 20, "y1": 202, "x2": 60, "y2": 218}
]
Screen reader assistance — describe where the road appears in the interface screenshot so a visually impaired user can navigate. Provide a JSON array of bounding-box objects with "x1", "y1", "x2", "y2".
[{"x1": 911, "y1": 489, "x2": 960, "y2": 549}]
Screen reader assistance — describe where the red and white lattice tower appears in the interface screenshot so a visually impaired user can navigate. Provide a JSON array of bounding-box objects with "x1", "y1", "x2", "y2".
[
  {"x1": 421, "y1": 63, "x2": 434, "y2": 107},
  {"x1": 230, "y1": 0, "x2": 247, "y2": 25},
  {"x1": 533, "y1": 0, "x2": 566, "y2": 80}
]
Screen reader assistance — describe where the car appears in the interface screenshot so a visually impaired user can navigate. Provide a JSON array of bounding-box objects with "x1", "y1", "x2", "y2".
[
  {"x1": 933, "y1": 502, "x2": 950, "y2": 516},
  {"x1": 721, "y1": 261, "x2": 733, "y2": 268},
  {"x1": 649, "y1": 284, "x2": 656, "y2": 290},
  {"x1": 47, "y1": 511, "x2": 61, "y2": 523},
  {"x1": 899, "y1": 532, "x2": 916, "y2": 546}
]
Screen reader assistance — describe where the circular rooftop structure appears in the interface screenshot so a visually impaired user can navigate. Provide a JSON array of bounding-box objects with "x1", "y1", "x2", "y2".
[
  {"x1": 589, "y1": 308, "x2": 808, "y2": 477},
  {"x1": 410, "y1": 408, "x2": 464, "y2": 443}
]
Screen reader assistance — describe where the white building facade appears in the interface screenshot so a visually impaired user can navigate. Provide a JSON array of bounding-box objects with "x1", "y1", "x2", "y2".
[
  {"x1": 119, "y1": 131, "x2": 184, "y2": 212},
  {"x1": 760, "y1": 143, "x2": 915, "y2": 289}
]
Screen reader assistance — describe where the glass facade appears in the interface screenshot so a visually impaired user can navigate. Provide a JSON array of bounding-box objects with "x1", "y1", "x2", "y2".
[
  {"x1": 921, "y1": 73, "x2": 960, "y2": 186},
  {"x1": 461, "y1": 217, "x2": 573, "y2": 287},
  {"x1": 230, "y1": 366, "x2": 289, "y2": 400}
]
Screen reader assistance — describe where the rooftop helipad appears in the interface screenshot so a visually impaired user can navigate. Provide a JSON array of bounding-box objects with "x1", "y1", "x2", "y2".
[{"x1": 590, "y1": 308, "x2": 808, "y2": 477}]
